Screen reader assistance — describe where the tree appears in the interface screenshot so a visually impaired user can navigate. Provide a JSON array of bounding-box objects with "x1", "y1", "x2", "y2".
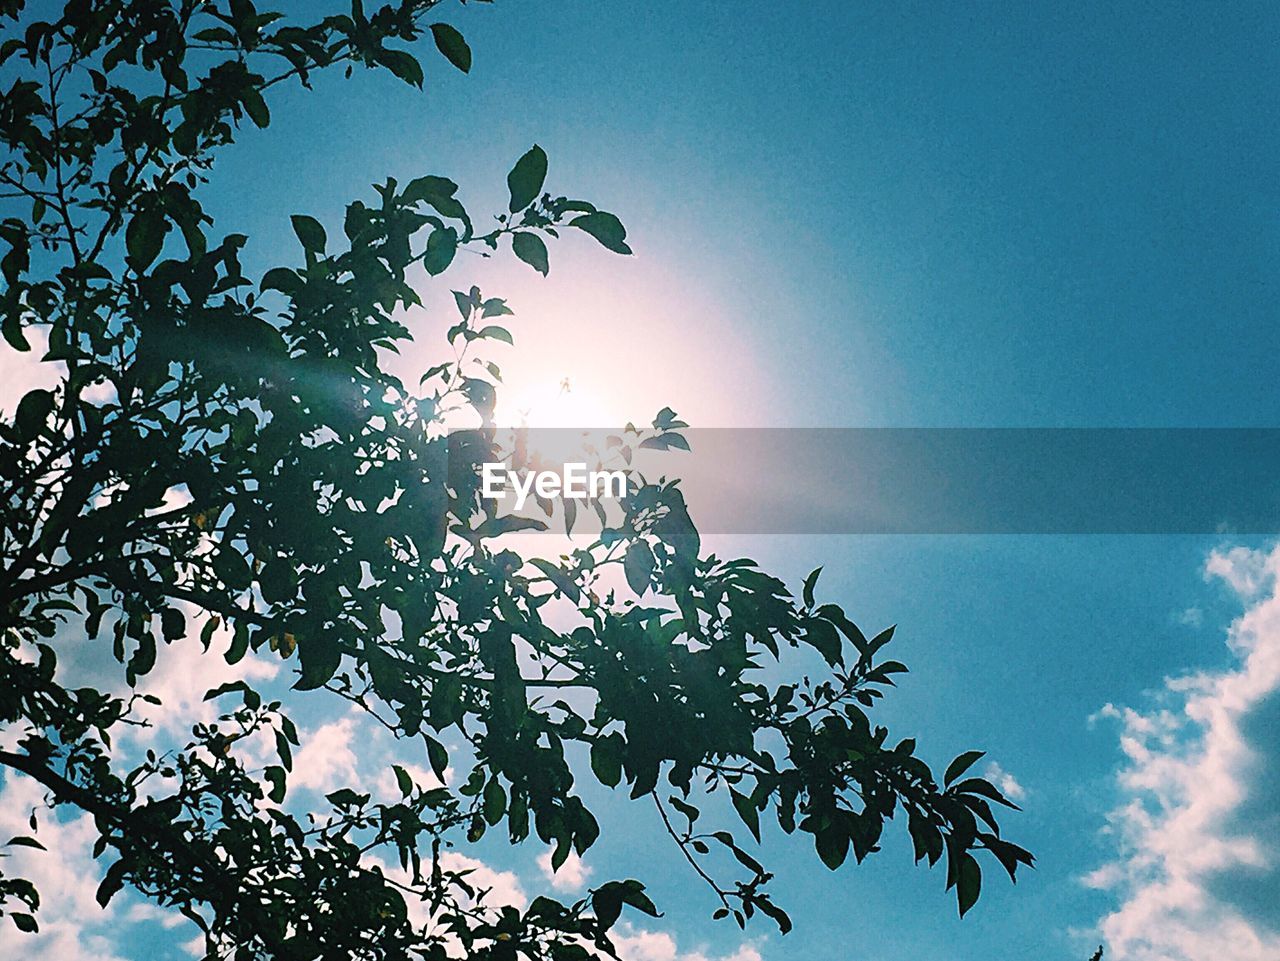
[{"x1": 0, "y1": 2, "x2": 1033, "y2": 957}]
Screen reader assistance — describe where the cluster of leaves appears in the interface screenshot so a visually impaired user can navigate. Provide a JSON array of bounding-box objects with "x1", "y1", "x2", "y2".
[{"x1": 0, "y1": 2, "x2": 1032, "y2": 958}]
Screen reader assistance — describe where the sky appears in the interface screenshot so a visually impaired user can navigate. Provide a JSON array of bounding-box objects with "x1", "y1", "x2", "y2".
[{"x1": 3, "y1": 2, "x2": 1280, "y2": 960}]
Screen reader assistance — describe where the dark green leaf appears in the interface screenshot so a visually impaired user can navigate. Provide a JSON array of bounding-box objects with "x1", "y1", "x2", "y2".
[
  {"x1": 295, "y1": 635, "x2": 341, "y2": 691},
  {"x1": 242, "y1": 88, "x2": 270, "y2": 127},
  {"x1": 290, "y1": 214, "x2": 326, "y2": 254},
  {"x1": 160, "y1": 606, "x2": 185, "y2": 642},
  {"x1": 379, "y1": 48, "x2": 423, "y2": 87},
  {"x1": 483, "y1": 778, "x2": 507, "y2": 825},
  {"x1": 816, "y1": 826, "x2": 849, "y2": 870},
  {"x1": 507, "y1": 145, "x2": 548, "y2": 212},
  {"x1": 802, "y1": 567, "x2": 822, "y2": 608},
  {"x1": 569, "y1": 211, "x2": 631, "y2": 254},
  {"x1": 126, "y1": 206, "x2": 168, "y2": 270},
  {"x1": 430, "y1": 23, "x2": 471, "y2": 73},
  {"x1": 590, "y1": 735, "x2": 622, "y2": 788},
  {"x1": 96, "y1": 860, "x2": 127, "y2": 907},
  {"x1": 14, "y1": 389, "x2": 54, "y2": 442},
  {"x1": 730, "y1": 789, "x2": 761, "y2": 842},
  {"x1": 265, "y1": 765, "x2": 286, "y2": 804},
  {"x1": 512, "y1": 232, "x2": 549, "y2": 276},
  {"x1": 623, "y1": 540, "x2": 655, "y2": 596},
  {"x1": 11, "y1": 913, "x2": 37, "y2": 933},
  {"x1": 423, "y1": 226, "x2": 457, "y2": 275},
  {"x1": 945, "y1": 750, "x2": 985, "y2": 787},
  {"x1": 393, "y1": 764, "x2": 413, "y2": 797},
  {"x1": 957, "y1": 853, "x2": 982, "y2": 917},
  {"x1": 530, "y1": 558, "x2": 580, "y2": 603}
]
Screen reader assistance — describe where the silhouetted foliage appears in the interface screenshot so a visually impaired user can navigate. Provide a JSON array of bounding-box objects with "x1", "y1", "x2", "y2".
[{"x1": 0, "y1": 2, "x2": 1033, "y2": 957}]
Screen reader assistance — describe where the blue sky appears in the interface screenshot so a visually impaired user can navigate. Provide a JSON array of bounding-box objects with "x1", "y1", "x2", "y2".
[
  {"x1": 206, "y1": 3, "x2": 1280, "y2": 958},
  {"x1": 3, "y1": 3, "x2": 1279, "y2": 960}
]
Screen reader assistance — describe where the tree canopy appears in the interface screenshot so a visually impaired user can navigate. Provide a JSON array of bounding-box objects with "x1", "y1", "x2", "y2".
[{"x1": 0, "y1": 2, "x2": 1032, "y2": 958}]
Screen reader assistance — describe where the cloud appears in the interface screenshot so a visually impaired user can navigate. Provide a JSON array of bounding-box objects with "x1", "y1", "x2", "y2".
[
  {"x1": 360, "y1": 847, "x2": 526, "y2": 945},
  {"x1": 612, "y1": 925, "x2": 763, "y2": 961},
  {"x1": 438, "y1": 851, "x2": 526, "y2": 909},
  {"x1": 983, "y1": 761, "x2": 1026, "y2": 802},
  {"x1": 537, "y1": 847, "x2": 592, "y2": 892},
  {"x1": 124, "y1": 902, "x2": 186, "y2": 929},
  {"x1": 374, "y1": 761, "x2": 451, "y2": 799},
  {"x1": 290, "y1": 715, "x2": 360, "y2": 794},
  {"x1": 0, "y1": 330, "x2": 58, "y2": 416},
  {"x1": 126, "y1": 612, "x2": 279, "y2": 741},
  {"x1": 1175, "y1": 607, "x2": 1204, "y2": 629},
  {"x1": 0, "y1": 775, "x2": 127, "y2": 961},
  {"x1": 1087, "y1": 543, "x2": 1280, "y2": 961}
]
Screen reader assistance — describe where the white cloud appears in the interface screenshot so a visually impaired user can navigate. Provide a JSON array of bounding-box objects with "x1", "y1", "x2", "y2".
[
  {"x1": 612, "y1": 926, "x2": 763, "y2": 961},
  {"x1": 360, "y1": 847, "x2": 526, "y2": 945},
  {"x1": 0, "y1": 329, "x2": 115, "y2": 415},
  {"x1": 290, "y1": 715, "x2": 360, "y2": 793},
  {"x1": 536, "y1": 847, "x2": 592, "y2": 892},
  {"x1": 983, "y1": 761, "x2": 1026, "y2": 802},
  {"x1": 374, "y1": 761, "x2": 451, "y2": 799},
  {"x1": 0, "y1": 777, "x2": 197, "y2": 958},
  {"x1": 0, "y1": 775, "x2": 126, "y2": 961},
  {"x1": 1175, "y1": 607, "x2": 1204, "y2": 629},
  {"x1": 125, "y1": 901, "x2": 186, "y2": 929},
  {"x1": 1204, "y1": 546, "x2": 1273, "y2": 599},
  {"x1": 126, "y1": 613, "x2": 279, "y2": 741},
  {"x1": 0, "y1": 330, "x2": 57, "y2": 416},
  {"x1": 1087, "y1": 543, "x2": 1280, "y2": 961},
  {"x1": 438, "y1": 851, "x2": 526, "y2": 909}
]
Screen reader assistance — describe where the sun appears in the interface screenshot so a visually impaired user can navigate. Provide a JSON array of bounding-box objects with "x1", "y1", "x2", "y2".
[{"x1": 495, "y1": 375, "x2": 622, "y2": 429}]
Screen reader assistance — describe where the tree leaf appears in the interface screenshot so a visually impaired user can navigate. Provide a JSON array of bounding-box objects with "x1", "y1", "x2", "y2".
[
  {"x1": 160, "y1": 606, "x2": 186, "y2": 642},
  {"x1": 623, "y1": 540, "x2": 654, "y2": 596},
  {"x1": 295, "y1": 635, "x2": 341, "y2": 690},
  {"x1": 483, "y1": 778, "x2": 507, "y2": 825},
  {"x1": 956, "y1": 853, "x2": 982, "y2": 917},
  {"x1": 802, "y1": 567, "x2": 822, "y2": 608},
  {"x1": 423, "y1": 226, "x2": 457, "y2": 276},
  {"x1": 425, "y1": 735, "x2": 449, "y2": 782},
  {"x1": 290, "y1": 214, "x2": 326, "y2": 254},
  {"x1": 569, "y1": 211, "x2": 631, "y2": 254},
  {"x1": 730, "y1": 788, "x2": 761, "y2": 842},
  {"x1": 590, "y1": 734, "x2": 622, "y2": 788},
  {"x1": 512, "y1": 232, "x2": 549, "y2": 276},
  {"x1": 529, "y1": 558, "x2": 580, "y2": 603},
  {"x1": 265, "y1": 765, "x2": 286, "y2": 804},
  {"x1": 378, "y1": 48, "x2": 423, "y2": 88},
  {"x1": 126, "y1": 206, "x2": 168, "y2": 270},
  {"x1": 472, "y1": 514, "x2": 548, "y2": 540},
  {"x1": 96, "y1": 859, "x2": 127, "y2": 907},
  {"x1": 815, "y1": 826, "x2": 849, "y2": 870},
  {"x1": 507, "y1": 145, "x2": 548, "y2": 212},
  {"x1": 403, "y1": 175, "x2": 468, "y2": 222},
  {"x1": 804, "y1": 618, "x2": 842, "y2": 667},
  {"x1": 14, "y1": 389, "x2": 54, "y2": 442},
  {"x1": 2, "y1": 313, "x2": 29, "y2": 351},
  {"x1": 393, "y1": 764, "x2": 413, "y2": 797},
  {"x1": 11, "y1": 913, "x2": 37, "y2": 933},
  {"x1": 944, "y1": 750, "x2": 985, "y2": 787},
  {"x1": 241, "y1": 87, "x2": 270, "y2": 127},
  {"x1": 430, "y1": 23, "x2": 471, "y2": 73}
]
